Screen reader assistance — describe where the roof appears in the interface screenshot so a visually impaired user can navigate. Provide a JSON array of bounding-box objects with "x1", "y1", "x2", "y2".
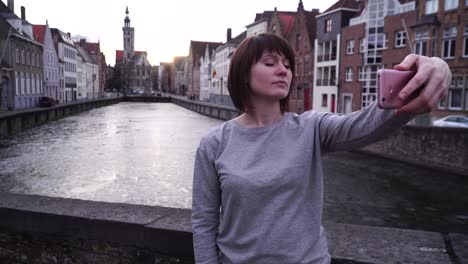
[
  {"x1": 189, "y1": 40, "x2": 222, "y2": 64},
  {"x1": 32, "y1": 25, "x2": 46, "y2": 44},
  {"x1": 115, "y1": 50, "x2": 146, "y2": 64},
  {"x1": 0, "y1": 1, "x2": 11, "y2": 13},
  {"x1": 278, "y1": 13, "x2": 296, "y2": 35},
  {"x1": 83, "y1": 42, "x2": 100, "y2": 55},
  {"x1": 50, "y1": 28, "x2": 74, "y2": 46},
  {"x1": 76, "y1": 46, "x2": 96, "y2": 64},
  {"x1": 325, "y1": 0, "x2": 363, "y2": 13},
  {"x1": 229, "y1": 30, "x2": 246, "y2": 45},
  {"x1": 305, "y1": 10, "x2": 320, "y2": 47}
]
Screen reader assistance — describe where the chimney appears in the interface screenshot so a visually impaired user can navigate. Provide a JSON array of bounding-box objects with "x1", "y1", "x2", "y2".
[
  {"x1": 80, "y1": 38, "x2": 86, "y2": 47},
  {"x1": 227, "y1": 28, "x2": 232, "y2": 42},
  {"x1": 312, "y1": 8, "x2": 320, "y2": 13},
  {"x1": 20, "y1": 6, "x2": 25, "y2": 20},
  {"x1": 7, "y1": 0, "x2": 14, "y2": 13},
  {"x1": 274, "y1": 7, "x2": 277, "y2": 12}
]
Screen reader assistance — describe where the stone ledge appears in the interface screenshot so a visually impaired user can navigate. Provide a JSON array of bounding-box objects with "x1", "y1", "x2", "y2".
[
  {"x1": 1, "y1": 192, "x2": 467, "y2": 264},
  {"x1": 0, "y1": 192, "x2": 193, "y2": 258}
]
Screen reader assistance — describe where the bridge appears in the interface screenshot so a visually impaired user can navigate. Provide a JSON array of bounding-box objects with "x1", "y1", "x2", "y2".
[{"x1": 0, "y1": 96, "x2": 466, "y2": 264}]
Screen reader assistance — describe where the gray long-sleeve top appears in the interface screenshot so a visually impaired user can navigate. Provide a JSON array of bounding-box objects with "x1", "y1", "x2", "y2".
[{"x1": 192, "y1": 103, "x2": 412, "y2": 264}]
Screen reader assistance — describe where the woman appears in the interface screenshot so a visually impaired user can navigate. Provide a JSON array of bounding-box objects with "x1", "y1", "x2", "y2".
[{"x1": 191, "y1": 33, "x2": 451, "y2": 264}]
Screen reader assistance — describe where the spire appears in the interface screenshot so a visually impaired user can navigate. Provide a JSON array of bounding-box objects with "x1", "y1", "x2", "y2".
[
  {"x1": 298, "y1": 0, "x2": 304, "y2": 10},
  {"x1": 124, "y1": 6, "x2": 130, "y2": 26}
]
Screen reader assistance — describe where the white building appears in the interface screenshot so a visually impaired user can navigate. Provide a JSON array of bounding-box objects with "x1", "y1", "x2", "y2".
[
  {"x1": 209, "y1": 29, "x2": 246, "y2": 106},
  {"x1": 51, "y1": 28, "x2": 78, "y2": 102}
]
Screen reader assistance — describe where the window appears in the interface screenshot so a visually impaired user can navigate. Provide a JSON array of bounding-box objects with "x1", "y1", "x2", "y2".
[
  {"x1": 442, "y1": 26, "x2": 457, "y2": 58},
  {"x1": 414, "y1": 29, "x2": 428, "y2": 56},
  {"x1": 425, "y1": 0, "x2": 438, "y2": 14},
  {"x1": 395, "y1": 31, "x2": 406, "y2": 48},
  {"x1": 325, "y1": 19, "x2": 332, "y2": 33},
  {"x1": 358, "y1": 67, "x2": 366, "y2": 81},
  {"x1": 322, "y1": 94, "x2": 328, "y2": 107},
  {"x1": 304, "y1": 56, "x2": 311, "y2": 73},
  {"x1": 359, "y1": 38, "x2": 366, "y2": 53},
  {"x1": 345, "y1": 67, "x2": 353, "y2": 82},
  {"x1": 448, "y1": 76, "x2": 463, "y2": 110},
  {"x1": 444, "y1": 0, "x2": 457, "y2": 10},
  {"x1": 346, "y1": 40, "x2": 355, "y2": 54},
  {"x1": 16, "y1": 72, "x2": 20, "y2": 94},
  {"x1": 296, "y1": 34, "x2": 302, "y2": 50},
  {"x1": 464, "y1": 25, "x2": 468, "y2": 57}
]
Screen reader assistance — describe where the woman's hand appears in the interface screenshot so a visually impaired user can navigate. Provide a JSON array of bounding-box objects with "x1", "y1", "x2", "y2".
[{"x1": 393, "y1": 54, "x2": 451, "y2": 116}]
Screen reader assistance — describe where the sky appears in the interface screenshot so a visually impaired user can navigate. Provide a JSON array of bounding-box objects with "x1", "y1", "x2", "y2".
[{"x1": 6, "y1": 0, "x2": 336, "y2": 66}]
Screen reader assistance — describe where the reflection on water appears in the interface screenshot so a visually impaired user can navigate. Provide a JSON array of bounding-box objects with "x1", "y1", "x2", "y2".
[{"x1": 0, "y1": 102, "x2": 222, "y2": 209}]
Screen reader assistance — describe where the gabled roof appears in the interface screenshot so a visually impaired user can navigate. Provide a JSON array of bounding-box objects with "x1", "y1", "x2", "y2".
[
  {"x1": 83, "y1": 42, "x2": 100, "y2": 55},
  {"x1": 278, "y1": 13, "x2": 296, "y2": 35},
  {"x1": 230, "y1": 30, "x2": 246, "y2": 45},
  {"x1": 32, "y1": 25, "x2": 46, "y2": 44},
  {"x1": 0, "y1": 1, "x2": 11, "y2": 13},
  {"x1": 115, "y1": 50, "x2": 146, "y2": 64},
  {"x1": 76, "y1": 46, "x2": 96, "y2": 64},
  {"x1": 189, "y1": 41, "x2": 222, "y2": 64},
  {"x1": 50, "y1": 28, "x2": 74, "y2": 46}
]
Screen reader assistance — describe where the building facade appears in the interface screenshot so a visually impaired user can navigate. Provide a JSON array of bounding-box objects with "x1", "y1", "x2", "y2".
[
  {"x1": 33, "y1": 22, "x2": 59, "y2": 102},
  {"x1": 187, "y1": 40, "x2": 222, "y2": 100},
  {"x1": 172, "y1": 56, "x2": 187, "y2": 95},
  {"x1": 51, "y1": 28, "x2": 78, "y2": 103},
  {"x1": 115, "y1": 7, "x2": 152, "y2": 93},
  {"x1": 1, "y1": 2, "x2": 43, "y2": 110},
  {"x1": 284, "y1": 1, "x2": 320, "y2": 113},
  {"x1": 413, "y1": 0, "x2": 468, "y2": 117},
  {"x1": 314, "y1": 0, "x2": 362, "y2": 113}
]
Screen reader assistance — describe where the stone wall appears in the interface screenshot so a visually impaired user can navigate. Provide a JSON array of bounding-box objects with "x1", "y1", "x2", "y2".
[
  {"x1": 360, "y1": 125, "x2": 468, "y2": 176},
  {"x1": 0, "y1": 98, "x2": 123, "y2": 139},
  {"x1": 0, "y1": 193, "x2": 194, "y2": 264},
  {"x1": 171, "y1": 96, "x2": 240, "y2": 121}
]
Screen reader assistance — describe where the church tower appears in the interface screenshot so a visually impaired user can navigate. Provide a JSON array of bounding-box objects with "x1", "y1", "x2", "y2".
[{"x1": 122, "y1": 6, "x2": 135, "y2": 62}]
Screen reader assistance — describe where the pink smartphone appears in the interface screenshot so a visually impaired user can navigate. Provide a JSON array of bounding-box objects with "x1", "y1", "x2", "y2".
[{"x1": 377, "y1": 69, "x2": 416, "y2": 109}]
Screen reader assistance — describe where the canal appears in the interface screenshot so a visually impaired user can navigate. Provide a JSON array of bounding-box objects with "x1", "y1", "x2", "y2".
[{"x1": 0, "y1": 102, "x2": 222, "y2": 209}]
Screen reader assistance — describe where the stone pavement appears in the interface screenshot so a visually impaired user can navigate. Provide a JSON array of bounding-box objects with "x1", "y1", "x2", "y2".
[{"x1": 325, "y1": 222, "x2": 467, "y2": 264}]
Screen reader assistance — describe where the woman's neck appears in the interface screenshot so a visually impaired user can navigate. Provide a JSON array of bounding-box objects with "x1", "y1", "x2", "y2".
[{"x1": 236, "y1": 100, "x2": 283, "y2": 128}]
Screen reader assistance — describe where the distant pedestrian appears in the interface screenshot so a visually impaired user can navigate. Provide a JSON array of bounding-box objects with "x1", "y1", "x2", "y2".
[{"x1": 192, "y1": 33, "x2": 451, "y2": 264}]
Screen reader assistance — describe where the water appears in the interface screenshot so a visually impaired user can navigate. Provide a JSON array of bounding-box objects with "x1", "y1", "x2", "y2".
[{"x1": 0, "y1": 102, "x2": 223, "y2": 209}]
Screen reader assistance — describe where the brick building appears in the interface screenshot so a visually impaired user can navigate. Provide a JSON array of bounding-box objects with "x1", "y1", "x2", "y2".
[
  {"x1": 338, "y1": 0, "x2": 416, "y2": 114},
  {"x1": 187, "y1": 40, "x2": 222, "y2": 100},
  {"x1": 284, "y1": 1, "x2": 320, "y2": 113},
  {"x1": 314, "y1": 0, "x2": 363, "y2": 113},
  {"x1": 413, "y1": 0, "x2": 468, "y2": 117}
]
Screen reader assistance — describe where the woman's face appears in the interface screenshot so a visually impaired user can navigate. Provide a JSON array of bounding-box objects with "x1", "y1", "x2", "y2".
[{"x1": 248, "y1": 51, "x2": 292, "y2": 102}]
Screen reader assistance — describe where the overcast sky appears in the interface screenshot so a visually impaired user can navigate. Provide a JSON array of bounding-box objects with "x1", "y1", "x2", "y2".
[{"x1": 6, "y1": 0, "x2": 336, "y2": 66}]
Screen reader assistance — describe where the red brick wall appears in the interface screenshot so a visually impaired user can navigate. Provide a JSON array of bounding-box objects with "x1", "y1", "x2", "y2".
[
  {"x1": 382, "y1": 11, "x2": 416, "y2": 68},
  {"x1": 340, "y1": 23, "x2": 365, "y2": 112},
  {"x1": 286, "y1": 8, "x2": 317, "y2": 113}
]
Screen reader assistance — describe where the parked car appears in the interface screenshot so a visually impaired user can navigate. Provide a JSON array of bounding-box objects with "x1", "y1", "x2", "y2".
[
  {"x1": 38, "y1": 96, "x2": 56, "y2": 107},
  {"x1": 433, "y1": 115, "x2": 468, "y2": 128}
]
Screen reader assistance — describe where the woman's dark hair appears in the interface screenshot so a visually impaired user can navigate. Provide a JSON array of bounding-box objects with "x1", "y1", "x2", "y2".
[{"x1": 228, "y1": 33, "x2": 296, "y2": 113}]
